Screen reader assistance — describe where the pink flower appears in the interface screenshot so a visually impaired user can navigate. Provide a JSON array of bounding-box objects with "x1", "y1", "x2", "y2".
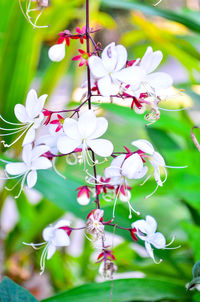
[
  {"x1": 75, "y1": 26, "x2": 87, "y2": 44},
  {"x1": 72, "y1": 49, "x2": 90, "y2": 67},
  {"x1": 50, "y1": 114, "x2": 64, "y2": 132}
]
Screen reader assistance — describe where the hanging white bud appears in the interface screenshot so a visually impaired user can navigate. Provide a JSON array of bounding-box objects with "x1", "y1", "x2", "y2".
[
  {"x1": 48, "y1": 42, "x2": 66, "y2": 62},
  {"x1": 119, "y1": 189, "x2": 131, "y2": 202}
]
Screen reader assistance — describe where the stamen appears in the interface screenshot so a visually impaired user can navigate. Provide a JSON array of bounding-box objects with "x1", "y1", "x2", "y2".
[
  {"x1": 158, "y1": 107, "x2": 186, "y2": 112},
  {"x1": 165, "y1": 165, "x2": 188, "y2": 169},
  {"x1": 23, "y1": 241, "x2": 46, "y2": 249},
  {"x1": 5, "y1": 175, "x2": 24, "y2": 191},
  {"x1": 14, "y1": 171, "x2": 28, "y2": 199},
  {"x1": 66, "y1": 153, "x2": 78, "y2": 165},
  {"x1": 2, "y1": 124, "x2": 32, "y2": 148},
  {"x1": 0, "y1": 114, "x2": 24, "y2": 125},
  {"x1": 145, "y1": 184, "x2": 159, "y2": 199}
]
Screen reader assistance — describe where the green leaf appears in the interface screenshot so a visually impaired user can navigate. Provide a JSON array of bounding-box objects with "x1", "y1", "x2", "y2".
[
  {"x1": 42, "y1": 277, "x2": 191, "y2": 302},
  {"x1": 0, "y1": 277, "x2": 38, "y2": 302},
  {"x1": 100, "y1": 0, "x2": 200, "y2": 33}
]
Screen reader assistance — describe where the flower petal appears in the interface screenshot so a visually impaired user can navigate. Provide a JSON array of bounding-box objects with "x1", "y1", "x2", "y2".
[
  {"x1": 104, "y1": 154, "x2": 126, "y2": 178},
  {"x1": 141, "y1": 47, "x2": 163, "y2": 74},
  {"x1": 88, "y1": 117, "x2": 108, "y2": 139},
  {"x1": 48, "y1": 42, "x2": 66, "y2": 62},
  {"x1": 145, "y1": 72, "x2": 173, "y2": 89},
  {"x1": 57, "y1": 136, "x2": 81, "y2": 154},
  {"x1": 122, "y1": 153, "x2": 143, "y2": 179},
  {"x1": 87, "y1": 138, "x2": 113, "y2": 157},
  {"x1": 53, "y1": 229, "x2": 70, "y2": 246},
  {"x1": 31, "y1": 145, "x2": 49, "y2": 161},
  {"x1": 47, "y1": 244, "x2": 56, "y2": 259},
  {"x1": 31, "y1": 157, "x2": 52, "y2": 170},
  {"x1": 88, "y1": 56, "x2": 107, "y2": 79},
  {"x1": 78, "y1": 110, "x2": 97, "y2": 138},
  {"x1": 113, "y1": 66, "x2": 145, "y2": 89},
  {"x1": 131, "y1": 166, "x2": 148, "y2": 179},
  {"x1": 146, "y1": 215, "x2": 157, "y2": 233},
  {"x1": 27, "y1": 170, "x2": 37, "y2": 188},
  {"x1": 132, "y1": 219, "x2": 148, "y2": 238},
  {"x1": 97, "y1": 75, "x2": 113, "y2": 97},
  {"x1": 63, "y1": 118, "x2": 81, "y2": 140},
  {"x1": 145, "y1": 241, "x2": 155, "y2": 261},
  {"x1": 22, "y1": 144, "x2": 32, "y2": 164},
  {"x1": 14, "y1": 104, "x2": 29, "y2": 123},
  {"x1": 22, "y1": 127, "x2": 35, "y2": 146},
  {"x1": 102, "y1": 42, "x2": 118, "y2": 73},
  {"x1": 131, "y1": 139, "x2": 154, "y2": 155},
  {"x1": 43, "y1": 226, "x2": 54, "y2": 241},
  {"x1": 150, "y1": 232, "x2": 166, "y2": 249},
  {"x1": 6, "y1": 162, "x2": 27, "y2": 175},
  {"x1": 115, "y1": 44, "x2": 128, "y2": 71},
  {"x1": 54, "y1": 220, "x2": 71, "y2": 229}
]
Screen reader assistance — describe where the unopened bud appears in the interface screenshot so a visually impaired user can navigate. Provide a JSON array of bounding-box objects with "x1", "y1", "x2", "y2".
[
  {"x1": 37, "y1": 0, "x2": 50, "y2": 7},
  {"x1": 119, "y1": 190, "x2": 131, "y2": 202},
  {"x1": 77, "y1": 192, "x2": 90, "y2": 205},
  {"x1": 48, "y1": 41, "x2": 66, "y2": 62}
]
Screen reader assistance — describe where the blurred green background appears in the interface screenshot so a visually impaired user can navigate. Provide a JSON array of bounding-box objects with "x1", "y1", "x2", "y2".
[{"x1": 1, "y1": 0, "x2": 200, "y2": 301}]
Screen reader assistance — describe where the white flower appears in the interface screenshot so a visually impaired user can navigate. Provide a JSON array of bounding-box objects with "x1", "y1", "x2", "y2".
[
  {"x1": 87, "y1": 209, "x2": 104, "y2": 239},
  {"x1": 48, "y1": 41, "x2": 66, "y2": 62},
  {"x1": 133, "y1": 46, "x2": 173, "y2": 96},
  {"x1": 24, "y1": 219, "x2": 71, "y2": 274},
  {"x1": 132, "y1": 215, "x2": 166, "y2": 263},
  {"x1": 88, "y1": 42, "x2": 145, "y2": 96},
  {"x1": 131, "y1": 139, "x2": 166, "y2": 187},
  {"x1": 5, "y1": 144, "x2": 52, "y2": 197},
  {"x1": 57, "y1": 109, "x2": 113, "y2": 161},
  {"x1": 104, "y1": 153, "x2": 146, "y2": 184},
  {"x1": 13, "y1": 89, "x2": 47, "y2": 146}
]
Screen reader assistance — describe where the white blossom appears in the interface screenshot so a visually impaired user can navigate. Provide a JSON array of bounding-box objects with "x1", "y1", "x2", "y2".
[
  {"x1": 87, "y1": 209, "x2": 104, "y2": 239},
  {"x1": 5, "y1": 144, "x2": 52, "y2": 197},
  {"x1": 132, "y1": 215, "x2": 166, "y2": 263},
  {"x1": 57, "y1": 110, "x2": 113, "y2": 163},
  {"x1": 24, "y1": 219, "x2": 71, "y2": 274},
  {"x1": 88, "y1": 42, "x2": 145, "y2": 96}
]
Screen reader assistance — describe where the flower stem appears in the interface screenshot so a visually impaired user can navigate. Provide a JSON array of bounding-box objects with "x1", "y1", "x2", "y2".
[{"x1": 86, "y1": 0, "x2": 100, "y2": 209}]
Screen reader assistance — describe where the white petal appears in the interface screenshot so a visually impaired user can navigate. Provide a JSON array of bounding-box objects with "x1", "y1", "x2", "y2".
[
  {"x1": 26, "y1": 89, "x2": 40, "y2": 119},
  {"x1": 57, "y1": 136, "x2": 81, "y2": 154},
  {"x1": 151, "y1": 151, "x2": 165, "y2": 167},
  {"x1": 87, "y1": 139, "x2": 113, "y2": 157},
  {"x1": 146, "y1": 215, "x2": 157, "y2": 233},
  {"x1": 145, "y1": 72, "x2": 173, "y2": 89},
  {"x1": 88, "y1": 56, "x2": 107, "y2": 79},
  {"x1": 132, "y1": 219, "x2": 149, "y2": 239},
  {"x1": 131, "y1": 166, "x2": 148, "y2": 179},
  {"x1": 122, "y1": 153, "x2": 143, "y2": 179},
  {"x1": 47, "y1": 244, "x2": 56, "y2": 259},
  {"x1": 53, "y1": 229, "x2": 70, "y2": 246},
  {"x1": 97, "y1": 75, "x2": 113, "y2": 97},
  {"x1": 31, "y1": 145, "x2": 49, "y2": 160},
  {"x1": 104, "y1": 154, "x2": 125, "y2": 178},
  {"x1": 88, "y1": 117, "x2": 108, "y2": 139},
  {"x1": 48, "y1": 43, "x2": 66, "y2": 62},
  {"x1": 141, "y1": 47, "x2": 163, "y2": 73},
  {"x1": 22, "y1": 127, "x2": 35, "y2": 146},
  {"x1": 31, "y1": 157, "x2": 52, "y2": 170},
  {"x1": 102, "y1": 42, "x2": 118, "y2": 73},
  {"x1": 33, "y1": 113, "x2": 44, "y2": 129},
  {"x1": 43, "y1": 226, "x2": 54, "y2": 241},
  {"x1": 145, "y1": 241, "x2": 155, "y2": 261},
  {"x1": 6, "y1": 162, "x2": 27, "y2": 175},
  {"x1": 115, "y1": 44, "x2": 128, "y2": 71},
  {"x1": 131, "y1": 139, "x2": 154, "y2": 155},
  {"x1": 150, "y1": 232, "x2": 166, "y2": 249},
  {"x1": 113, "y1": 66, "x2": 146, "y2": 90},
  {"x1": 38, "y1": 94, "x2": 48, "y2": 109},
  {"x1": 77, "y1": 193, "x2": 90, "y2": 205},
  {"x1": 14, "y1": 104, "x2": 29, "y2": 123},
  {"x1": 22, "y1": 144, "x2": 32, "y2": 164},
  {"x1": 119, "y1": 190, "x2": 131, "y2": 202},
  {"x1": 54, "y1": 220, "x2": 71, "y2": 229},
  {"x1": 78, "y1": 110, "x2": 97, "y2": 138},
  {"x1": 27, "y1": 170, "x2": 37, "y2": 188},
  {"x1": 63, "y1": 118, "x2": 81, "y2": 140}
]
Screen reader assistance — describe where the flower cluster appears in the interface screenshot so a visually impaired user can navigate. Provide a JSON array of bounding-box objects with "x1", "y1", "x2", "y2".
[{"x1": 0, "y1": 7, "x2": 185, "y2": 278}]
